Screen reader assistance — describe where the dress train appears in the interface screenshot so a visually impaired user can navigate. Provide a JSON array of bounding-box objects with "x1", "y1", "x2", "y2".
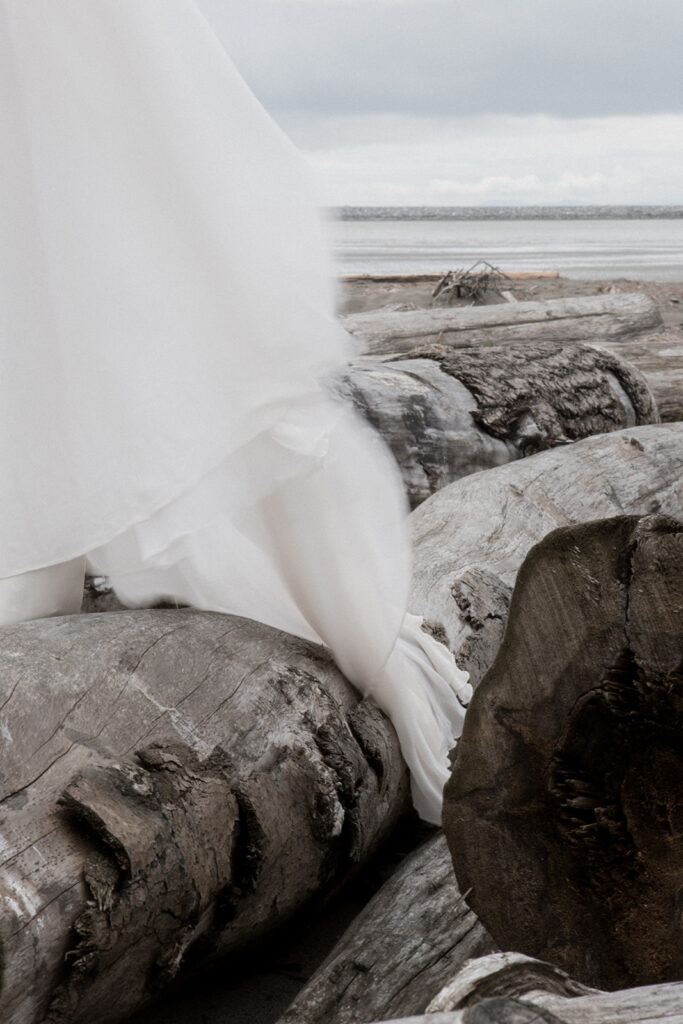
[{"x1": 0, "y1": 0, "x2": 470, "y2": 823}]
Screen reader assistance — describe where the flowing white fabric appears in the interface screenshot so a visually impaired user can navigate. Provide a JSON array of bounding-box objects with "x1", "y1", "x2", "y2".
[{"x1": 0, "y1": 0, "x2": 470, "y2": 822}]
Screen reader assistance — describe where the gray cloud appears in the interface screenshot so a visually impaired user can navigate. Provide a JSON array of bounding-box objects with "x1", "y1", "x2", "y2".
[{"x1": 200, "y1": 0, "x2": 683, "y2": 119}]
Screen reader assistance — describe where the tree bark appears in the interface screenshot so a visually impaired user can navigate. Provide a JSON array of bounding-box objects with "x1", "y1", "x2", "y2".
[
  {"x1": 590, "y1": 331, "x2": 683, "y2": 422},
  {"x1": 343, "y1": 293, "x2": 663, "y2": 355},
  {"x1": 339, "y1": 342, "x2": 657, "y2": 508},
  {"x1": 410, "y1": 423, "x2": 683, "y2": 688},
  {"x1": 0, "y1": 611, "x2": 410, "y2": 1024},
  {"x1": 443, "y1": 515, "x2": 683, "y2": 991},
  {"x1": 278, "y1": 833, "x2": 496, "y2": 1024}
]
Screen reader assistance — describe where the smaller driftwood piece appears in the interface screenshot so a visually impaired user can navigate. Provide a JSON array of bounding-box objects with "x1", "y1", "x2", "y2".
[
  {"x1": 444, "y1": 515, "x2": 683, "y2": 991},
  {"x1": 278, "y1": 833, "x2": 495, "y2": 1024}
]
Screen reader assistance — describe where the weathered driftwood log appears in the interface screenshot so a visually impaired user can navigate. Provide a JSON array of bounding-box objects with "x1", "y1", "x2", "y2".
[
  {"x1": 339, "y1": 342, "x2": 657, "y2": 507},
  {"x1": 278, "y1": 833, "x2": 495, "y2": 1024},
  {"x1": 343, "y1": 293, "x2": 662, "y2": 355},
  {"x1": 410, "y1": 423, "x2": 683, "y2": 687},
  {"x1": 593, "y1": 330, "x2": 683, "y2": 422},
  {"x1": 427, "y1": 952, "x2": 600, "y2": 1011},
  {"x1": 408, "y1": 952, "x2": 683, "y2": 1024},
  {"x1": 444, "y1": 515, "x2": 683, "y2": 991},
  {"x1": 0, "y1": 612, "x2": 410, "y2": 1024}
]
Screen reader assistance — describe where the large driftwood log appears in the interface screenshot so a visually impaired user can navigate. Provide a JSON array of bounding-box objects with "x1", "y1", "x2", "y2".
[
  {"x1": 410, "y1": 423, "x2": 683, "y2": 687},
  {"x1": 444, "y1": 516, "x2": 683, "y2": 991},
  {"x1": 593, "y1": 331, "x2": 683, "y2": 422},
  {"x1": 343, "y1": 293, "x2": 663, "y2": 355},
  {"x1": 340, "y1": 342, "x2": 656, "y2": 507},
  {"x1": 278, "y1": 833, "x2": 495, "y2": 1024},
  {"x1": 0, "y1": 612, "x2": 410, "y2": 1024}
]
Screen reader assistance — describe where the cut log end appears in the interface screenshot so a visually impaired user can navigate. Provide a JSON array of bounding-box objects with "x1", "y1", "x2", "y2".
[{"x1": 444, "y1": 515, "x2": 683, "y2": 991}]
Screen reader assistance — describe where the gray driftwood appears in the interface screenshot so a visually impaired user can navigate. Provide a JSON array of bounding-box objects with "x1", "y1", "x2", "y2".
[
  {"x1": 412, "y1": 952, "x2": 683, "y2": 1024},
  {"x1": 363, "y1": 953, "x2": 683, "y2": 1022},
  {"x1": 427, "y1": 952, "x2": 601, "y2": 1012},
  {"x1": 410, "y1": 423, "x2": 683, "y2": 688},
  {"x1": 340, "y1": 342, "x2": 657, "y2": 507},
  {"x1": 278, "y1": 833, "x2": 495, "y2": 1024},
  {"x1": 0, "y1": 612, "x2": 410, "y2": 1024},
  {"x1": 343, "y1": 293, "x2": 662, "y2": 356},
  {"x1": 444, "y1": 516, "x2": 683, "y2": 991}
]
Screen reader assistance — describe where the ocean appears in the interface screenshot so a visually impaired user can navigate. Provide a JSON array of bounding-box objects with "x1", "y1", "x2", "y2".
[{"x1": 326, "y1": 212, "x2": 683, "y2": 280}]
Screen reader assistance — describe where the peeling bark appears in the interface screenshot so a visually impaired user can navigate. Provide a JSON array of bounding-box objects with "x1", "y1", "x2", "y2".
[
  {"x1": 444, "y1": 516, "x2": 683, "y2": 991},
  {"x1": 401, "y1": 341, "x2": 656, "y2": 445},
  {"x1": 343, "y1": 293, "x2": 663, "y2": 356},
  {"x1": 278, "y1": 833, "x2": 495, "y2": 1024},
  {"x1": 339, "y1": 342, "x2": 657, "y2": 508},
  {"x1": 590, "y1": 331, "x2": 683, "y2": 423},
  {"x1": 427, "y1": 953, "x2": 600, "y2": 1012},
  {"x1": 410, "y1": 423, "x2": 683, "y2": 688},
  {"x1": 0, "y1": 612, "x2": 410, "y2": 1024}
]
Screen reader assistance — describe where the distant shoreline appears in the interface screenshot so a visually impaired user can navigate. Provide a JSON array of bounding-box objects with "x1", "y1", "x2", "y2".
[{"x1": 329, "y1": 205, "x2": 683, "y2": 221}]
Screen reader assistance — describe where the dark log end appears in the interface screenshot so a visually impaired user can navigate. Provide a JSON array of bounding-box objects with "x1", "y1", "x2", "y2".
[{"x1": 444, "y1": 515, "x2": 683, "y2": 991}]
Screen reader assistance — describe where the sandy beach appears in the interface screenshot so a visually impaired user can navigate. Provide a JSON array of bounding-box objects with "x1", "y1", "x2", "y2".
[{"x1": 336, "y1": 273, "x2": 683, "y2": 329}]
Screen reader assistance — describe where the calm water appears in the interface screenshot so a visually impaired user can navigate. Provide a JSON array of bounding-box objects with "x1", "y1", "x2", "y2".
[{"x1": 328, "y1": 218, "x2": 683, "y2": 280}]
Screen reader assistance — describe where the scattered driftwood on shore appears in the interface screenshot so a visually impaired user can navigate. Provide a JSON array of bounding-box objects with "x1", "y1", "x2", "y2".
[
  {"x1": 444, "y1": 515, "x2": 683, "y2": 991},
  {"x1": 336, "y1": 272, "x2": 559, "y2": 316},
  {"x1": 278, "y1": 833, "x2": 495, "y2": 1024},
  {"x1": 431, "y1": 263, "x2": 511, "y2": 307},
  {"x1": 343, "y1": 292, "x2": 662, "y2": 355},
  {"x1": 0, "y1": 612, "x2": 410, "y2": 1024},
  {"x1": 410, "y1": 952, "x2": 683, "y2": 1024},
  {"x1": 410, "y1": 423, "x2": 683, "y2": 686},
  {"x1": 340, "y1": 342, "x2": 657, "y2": 507}
]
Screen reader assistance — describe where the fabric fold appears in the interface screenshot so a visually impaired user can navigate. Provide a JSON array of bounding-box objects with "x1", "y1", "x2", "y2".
[{"x1": 1, "y1": 0, "x2": 470, "y2": 822}]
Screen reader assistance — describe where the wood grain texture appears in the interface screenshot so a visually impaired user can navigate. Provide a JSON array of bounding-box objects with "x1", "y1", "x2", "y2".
[
  {"x1": 364, "y1": 954, "x2": 683, "y2": 1023},
  {"x1": 340, "y1": 342, "x2": 657, "y2": 508},
  {"x1": 410, "y1": 423, "x2": 683, "y2": 688},
  {"x1": 591, "y1": 331, "x2": 683, "y2": 422},
  {"x1": 278, "y1": 833, "x2": 495, "y2": 1024},
  {"x1": 444, "y1": 516, "x2": 683, "y2": 990},
  {"x1": 343, "y1": 293, "x2": 663, "y2": 356},
  {"x1": 0, "y1": 612, "x2": 410, "y2": 1024}
]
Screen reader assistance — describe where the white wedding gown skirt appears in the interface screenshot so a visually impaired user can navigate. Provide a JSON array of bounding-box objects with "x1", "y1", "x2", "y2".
[{"x1": 0, "y1": 0, "x2": 470, "y2": 822}]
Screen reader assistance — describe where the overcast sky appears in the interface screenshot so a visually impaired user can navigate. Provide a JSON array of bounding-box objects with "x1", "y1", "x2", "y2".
[{"x1": 198, "y1": 0, "x2": 683, "y2": 206}]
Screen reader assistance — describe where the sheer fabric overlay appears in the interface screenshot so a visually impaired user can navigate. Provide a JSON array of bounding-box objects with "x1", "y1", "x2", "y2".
[{"x1": 0, "y1": 0, "x2": 470, "y2": 822}]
